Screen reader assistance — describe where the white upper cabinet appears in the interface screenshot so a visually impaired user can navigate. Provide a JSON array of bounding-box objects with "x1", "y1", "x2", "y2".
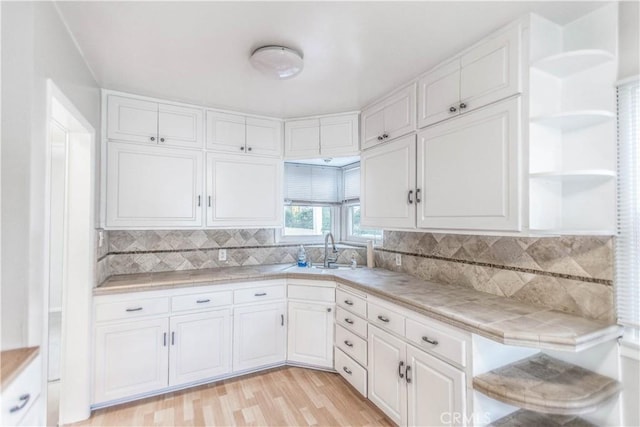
[
  {"x1": 207, "y1": 112, "x2": 282, "y2": 157},
  {"x1": 284, "y1": 113, "x2": 359, "y2": 159},
  {"x1": 245, "y1": 117, "x2": 282, "y2": 157},
  {"x1": 106, "y1": 142, "x2": 203, "y2": 228},
  {"x1": 361, "y1": 135, "x2": 416, "y2": 229},
  {"x1": 361, "y1": 84, "x2": 416, "y2": 150},
  {"x1": 107, "y1": 95, "x2": 204, "y2": 148},
  {"x1": 206, "y1": 153, "x2": 283, "y2": 227},
  {"x1": 418, "y1": 25, "x2": 521, "y2": 128},
  {"x1": 416, "y1": 97, "x2": 521, "y2": 231}
]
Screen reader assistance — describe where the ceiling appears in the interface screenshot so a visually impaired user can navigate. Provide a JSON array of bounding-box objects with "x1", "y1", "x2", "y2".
[{"x1": 56, "y1": 1, "x2": 606, "y2": 118}]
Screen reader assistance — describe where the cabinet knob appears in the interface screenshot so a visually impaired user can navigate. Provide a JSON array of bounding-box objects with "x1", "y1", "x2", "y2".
[
  {"x1": 449, "y1": 106, "x2": 457, "y2": 113},
  {"x1": 150, "y1": 136, "x2": 156, "y2": 141},
  {"x1": 247, "y1": 147, "x2": 252, "y2": 152},
  {"x1": 459, "y1": 103, "x2": 467, "y2": 109},
  {"x1": 382, "y1": 133, "x2": 389, "y2": 139},
  {"x1": 240, "y1": 146, "x2": 245, "y2": 151},
  {"x1": 160, "y1": 137, "x2": 165, "y2": 142},
  {"x1": 377, "y1": 136, "x2": 384, "y2": 141}
]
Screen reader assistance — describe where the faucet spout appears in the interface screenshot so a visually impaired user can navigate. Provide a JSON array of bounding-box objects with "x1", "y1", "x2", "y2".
[{"x1": 324, "y1": 232, "x2": 338, "y2": 268}]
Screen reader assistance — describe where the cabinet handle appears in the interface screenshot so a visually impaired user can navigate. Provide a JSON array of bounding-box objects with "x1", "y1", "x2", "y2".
[
  {"x1": 398, "y1": 361, "x2": 405, "y2": 379},
  {"x1": 281, "y1": 314, "x2": 284, "y2": 326},
  {"x1": 377, "y1": 136, "x2": 384, "y2": 141},
  {"x1": 449, "y1": 106, "x2": 457, "y2": 113},
  {"x1": 407, "y1": 190, "x2": 413, "y2": 204},
  {"x1": 160, "y1": 137, "x2": 165, "y2": 143},
  {"x1": 197, "y1": 195, "x2": 201, "y2": 207},
  {"x1": 406, "y1": 365, "x2": 412, "y2": 383},
  {"x1": 150, "y1": 136, "x2": 156, "y2": 141},
  {"x1": 9, "y1": 394, "x2": 30, "y2": 413},
  {"x1": 255, "y1": 292, "x2": 267, "y2": 297},
  {"x1": 171, "y1": 331, "x2": 175, "y2": 345},
  {"x1": 459, "y1": 102, "x2": 467, "y2": 110},
  {"x1": 163, "y1": 332, "x2": 167, "y2": 347},
  {"x1": 344, "y1": 340, "x2": 354, "y2": 347},
  {"x1": 240, "y1": 146, "x2": 245, "y2": 151},
  {"x1": 416, "y1": 188, "x2": 421, "y2": 203},
  {"x1": 208, "y1": 196, "x2": 212, "y2": 207},
  {"x1": 344, "y1": 300, "x2": 354, "y2": 306},
  {"x1": 344, "y1": 318, "x2": 354, "y2": 324},
  {"x1": 196, "y1": 299, "x2": 210, "y2": 304},
  {"x1": 343, "y1": 366, "x2": 352, "y2": 375},
  {"x1": 377, "y1": 315, "x2": 390, "y2": 323},
  {"x1": 126, "y1": 307, "x2": 143, "y2": 312},
  {"x1": 382, "y1": 133, "x2": 389, "y2": 139},
  {"x1": 422, "y1": 336, "x2": 439, "y2": 346}
]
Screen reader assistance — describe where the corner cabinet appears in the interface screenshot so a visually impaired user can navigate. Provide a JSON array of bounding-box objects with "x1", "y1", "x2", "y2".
[
  {"x1": 205, "y1": 153, "x2": 283, "y2": 227},
  {"x1": 284, "y1": 113, "x2": 359, "y2": 159},
  {"x1": 416, "y1": 97, "x2": 521, "y2": 231},
  {"x1": 105, "y1": 142, "x2": 203, "y2": 228},
  {"x1": 361, "y1": 84, "x2": 416, "y2": 150},
  {"x1": 206, "y1": 111, "x2": 282, "y2": 158}
]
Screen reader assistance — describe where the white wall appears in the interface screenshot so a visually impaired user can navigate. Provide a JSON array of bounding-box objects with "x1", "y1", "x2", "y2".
[
  {"x1": 1, "y1": 2, "x2": 100, "y2": 350},
  {"x1": 619, "y1": 1, "x2": 640, "y2": 80}
]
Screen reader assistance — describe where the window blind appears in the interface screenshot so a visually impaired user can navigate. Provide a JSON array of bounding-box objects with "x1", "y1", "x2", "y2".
[
  {"x1": 284, "y1": 163, "x2": 341, "y2": 203},
  {"x1": 616, "y1": 78, "x2": 640, "y2": 330},
  {"x1": 343, "y1": 166, "x2": 360, "y2": 201}
]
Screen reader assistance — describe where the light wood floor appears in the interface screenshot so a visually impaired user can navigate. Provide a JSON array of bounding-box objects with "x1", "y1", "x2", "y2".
[{"x1": 73, "y1": 367, "x2": 393, "y2": 427}]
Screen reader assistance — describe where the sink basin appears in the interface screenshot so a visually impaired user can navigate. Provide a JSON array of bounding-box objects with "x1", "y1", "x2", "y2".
[{"x1": 308, "y1": 264, "x2": 358, "y2": 271}]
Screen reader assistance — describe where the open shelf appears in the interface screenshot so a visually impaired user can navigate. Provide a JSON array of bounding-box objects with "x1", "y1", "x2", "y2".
[
  {"x1": 530, "y1": 170, "x2": 616, "y2": 182},
  {"x1": 530, "y1": 110, "x2": 614, "y2": 131},
  {"x1": 490, "y1": 409, "x2": 597, "y2": 427},
  {"x1": 532, "y1": 49, "x2": 615, "y2": 78},
  {"x1": 473, "y1": 353, "x2": 621, "y2": 415}
]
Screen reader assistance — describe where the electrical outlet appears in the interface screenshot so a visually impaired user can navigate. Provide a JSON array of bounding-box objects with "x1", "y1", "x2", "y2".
[
  {"x1": 395, "y1": 254, "x2": 401, "y2": 266},
  {"x1": 219, "y1": 249, "x2": 227, "y2": 262}
]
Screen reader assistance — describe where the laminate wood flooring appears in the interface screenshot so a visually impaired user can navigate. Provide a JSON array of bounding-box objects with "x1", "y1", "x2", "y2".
[{"x1": 73, "y1": 367, "x2": 393, "y2": 427}]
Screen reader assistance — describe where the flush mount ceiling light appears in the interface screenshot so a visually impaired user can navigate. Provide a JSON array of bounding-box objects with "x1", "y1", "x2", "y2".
[{"x1": 250, "y1": 46, "x2": 304, "y2": 80}]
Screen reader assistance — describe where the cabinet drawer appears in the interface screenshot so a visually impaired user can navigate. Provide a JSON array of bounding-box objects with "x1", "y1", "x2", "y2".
[
  {"x1": 234, "y1": 284, "x2": 285, "y2": 304},
  {"x1": 367, "y1": 303, "x2": 405, "y2": 336},
  {"x1": 335, "y1": 306, "x2": 367, "y2": 339},
  {"x1": 335, "y1": 348, "x2": 367, "y2": 397},
  {"x1": 288, "y1": 285, "x2": 334, "y2": 302},
  {"x1": 2, "y1": 354, "x2": 41, "y2": 427},
  {"x1": 336, "y1": 289, "x2": 366, "y2": 318},
  {"x1": 335, "y1": 325, "x2": 367, "y2": 367},
  {"x1": 171, "y1": 290, "x2": 233, "y2": 312},
  {"x1": 405, "y1": 318, "x2": 468, "y2": 367},
  {"x1": 95, "y1": 297, "x2": 169, "y2": 322}
]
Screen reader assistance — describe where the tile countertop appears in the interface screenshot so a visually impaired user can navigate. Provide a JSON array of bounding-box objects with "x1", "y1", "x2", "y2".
[
  {"x1": 1, "y1": 347, "x2": 39, "y2": 390},
  {"x1": 95, "y1": 264, "x2": 622, "y2": 352}
]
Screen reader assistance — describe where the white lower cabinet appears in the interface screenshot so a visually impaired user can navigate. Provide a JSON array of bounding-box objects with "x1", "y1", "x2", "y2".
[
  {"x1": 94, "y1": 318, "x2": 169, "y2": 404},
  {"x1": 169, "y1": 309, "x2": 232, "y2": 386},
  {"x1": 233, "y1": 302, "x2": 287, "y2": 372},
  {"x1": 368, "y1": 325, "x2": 467, "y2": 427},
  {"x1": 287, "y1": 301, "x2": 334, "y2": 368}
]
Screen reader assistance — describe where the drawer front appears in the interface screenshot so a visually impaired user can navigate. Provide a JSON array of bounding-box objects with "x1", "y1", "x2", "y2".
[
  {"x1": 1, "y1": 355, "x2": 42, "y2": 427},
  {"x1": 335, "y1": 325, "x2": 367, "y2": 367},
  {"x1": 288, "y1": 285, "x2": 335, "y2": 302},
  {"x1": 367, "y1": 303, "x2": 405, "y2": 336},
  {"x1": 95, "y1": 297, "x2": 169, "y2": 322},
  {"x1": 335, "y1": 306, "x2": 367, "y2": 339},
  {"x1": 336, "y1": 289, "x2": 367, "y2": 318},
  {"x1": 234, "y1": 284, "x2": 286, "y2": 305},
  {"x1": 171, "y1": 290, "x2": 233, "y2": 312},
  {"x1": 335, "y1": 348, "x2": 367, "y2": 397},
  {"x1": 405, "y1": 318, "x2": 467, "y2": 367}
]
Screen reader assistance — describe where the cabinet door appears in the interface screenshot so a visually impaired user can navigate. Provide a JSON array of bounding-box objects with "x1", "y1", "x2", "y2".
[
  {"x1": 246, "y1": 117, "x2": 282, "y2": 157},
  {"x1": 287, "y1": 302, "x2": 334, "y2": 368},
  {"x1": 169, "y1": 309, "x2": 231, "y2": 386},
  {"x1": 158, "y1": 103, "x2": 203, "y2": 149},
  {"x1": 368, "y1": 326, "x2": 407, "y2": 426},
  {"x1": 460, "y1": 26, "x2": 521, "y2": 113},
  {"x1": 360, "y1": 135, "x2": 416, "y2": 229},
  {"x1": 383, "y1": 83, "x2": 417, "y2": 142},
  {"x1": 206, "y1": 111, "x2": 246, "y2": 153},
  {"x1": 206, "y1": 153, "x2": 283, "y2": 227},
  {"x1": 416, "y1": 97, "x2": 521, "y2": 231},
  {"x1": 284, "y1": 119, "x2": 320, "y2": 159},
  {"x1": 233, "y1": 303, "x2": 286, "y2": 372},
  {"x1": 94, "y1": 318, "x2": 168, "y2": 404},
  {"x1": 106, "y1": 142, "x2": 203, "y2": 228},
  {"x1": 418, "y1": 60, "x2": 461, "y2": 128},
  {"x1": 361, "y1": 103, "x2": 385, "y2": 150},
  {"x1": 407, "y1": 345, "x2": 466, "y2": 427},
  {"x1": 320, "y1": 114, "x2": 359, "y2": 157},
  {"x1": 106, "y1": 95, "x2": 158, "y2": 144}
]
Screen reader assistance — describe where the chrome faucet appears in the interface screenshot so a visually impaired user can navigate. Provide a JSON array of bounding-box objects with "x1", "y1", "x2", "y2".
[{"x1": 324, "y1": 232, "x2": 339, "y2": 268}]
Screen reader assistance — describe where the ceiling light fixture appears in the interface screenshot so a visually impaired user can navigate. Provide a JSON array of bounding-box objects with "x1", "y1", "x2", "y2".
[{"x1": 250, "y1": 45, "x2": 304, "y2": 80}]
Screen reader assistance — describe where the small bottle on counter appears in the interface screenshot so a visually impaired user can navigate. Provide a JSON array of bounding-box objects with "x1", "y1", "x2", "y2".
[
  {"x1": 351, "y1": 253, "x2": 357, "y2": 269},
  {"x1": 297, "y1": 245, "x2": 307, "y2": 267}
]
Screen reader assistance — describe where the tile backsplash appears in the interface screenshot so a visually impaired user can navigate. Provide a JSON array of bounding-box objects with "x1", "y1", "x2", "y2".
[{"x1": 375, "y1": 231, "x2": 614, "y2": 322}]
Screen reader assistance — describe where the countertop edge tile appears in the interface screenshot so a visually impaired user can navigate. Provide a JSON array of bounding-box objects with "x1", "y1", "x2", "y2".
[{"x1": 94, "y1": 265, "x2": 622, "y2": 352}]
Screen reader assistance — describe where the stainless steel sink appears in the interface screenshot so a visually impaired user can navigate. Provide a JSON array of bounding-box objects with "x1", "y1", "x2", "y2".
[{"x1": 308, "y1": 264, "x2": 358, "y2": 270}]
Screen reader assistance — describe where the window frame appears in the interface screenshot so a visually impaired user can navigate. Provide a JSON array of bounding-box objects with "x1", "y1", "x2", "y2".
[
  {"x1": 341, "y1": 200, "x2": 383, "y2": 244},
  {"x1": 276, "y1": 203, "x2": 340, "y2": 244}
]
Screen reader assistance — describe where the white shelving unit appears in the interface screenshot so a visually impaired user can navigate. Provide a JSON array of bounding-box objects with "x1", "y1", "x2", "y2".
[{"x1": 528, "y1": 5, "x2": 618, "y2": 235}]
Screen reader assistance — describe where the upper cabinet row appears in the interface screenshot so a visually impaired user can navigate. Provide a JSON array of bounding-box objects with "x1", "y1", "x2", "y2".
[{"x1": 284, "y1": 113, "x2": 359, "y2": 159}]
